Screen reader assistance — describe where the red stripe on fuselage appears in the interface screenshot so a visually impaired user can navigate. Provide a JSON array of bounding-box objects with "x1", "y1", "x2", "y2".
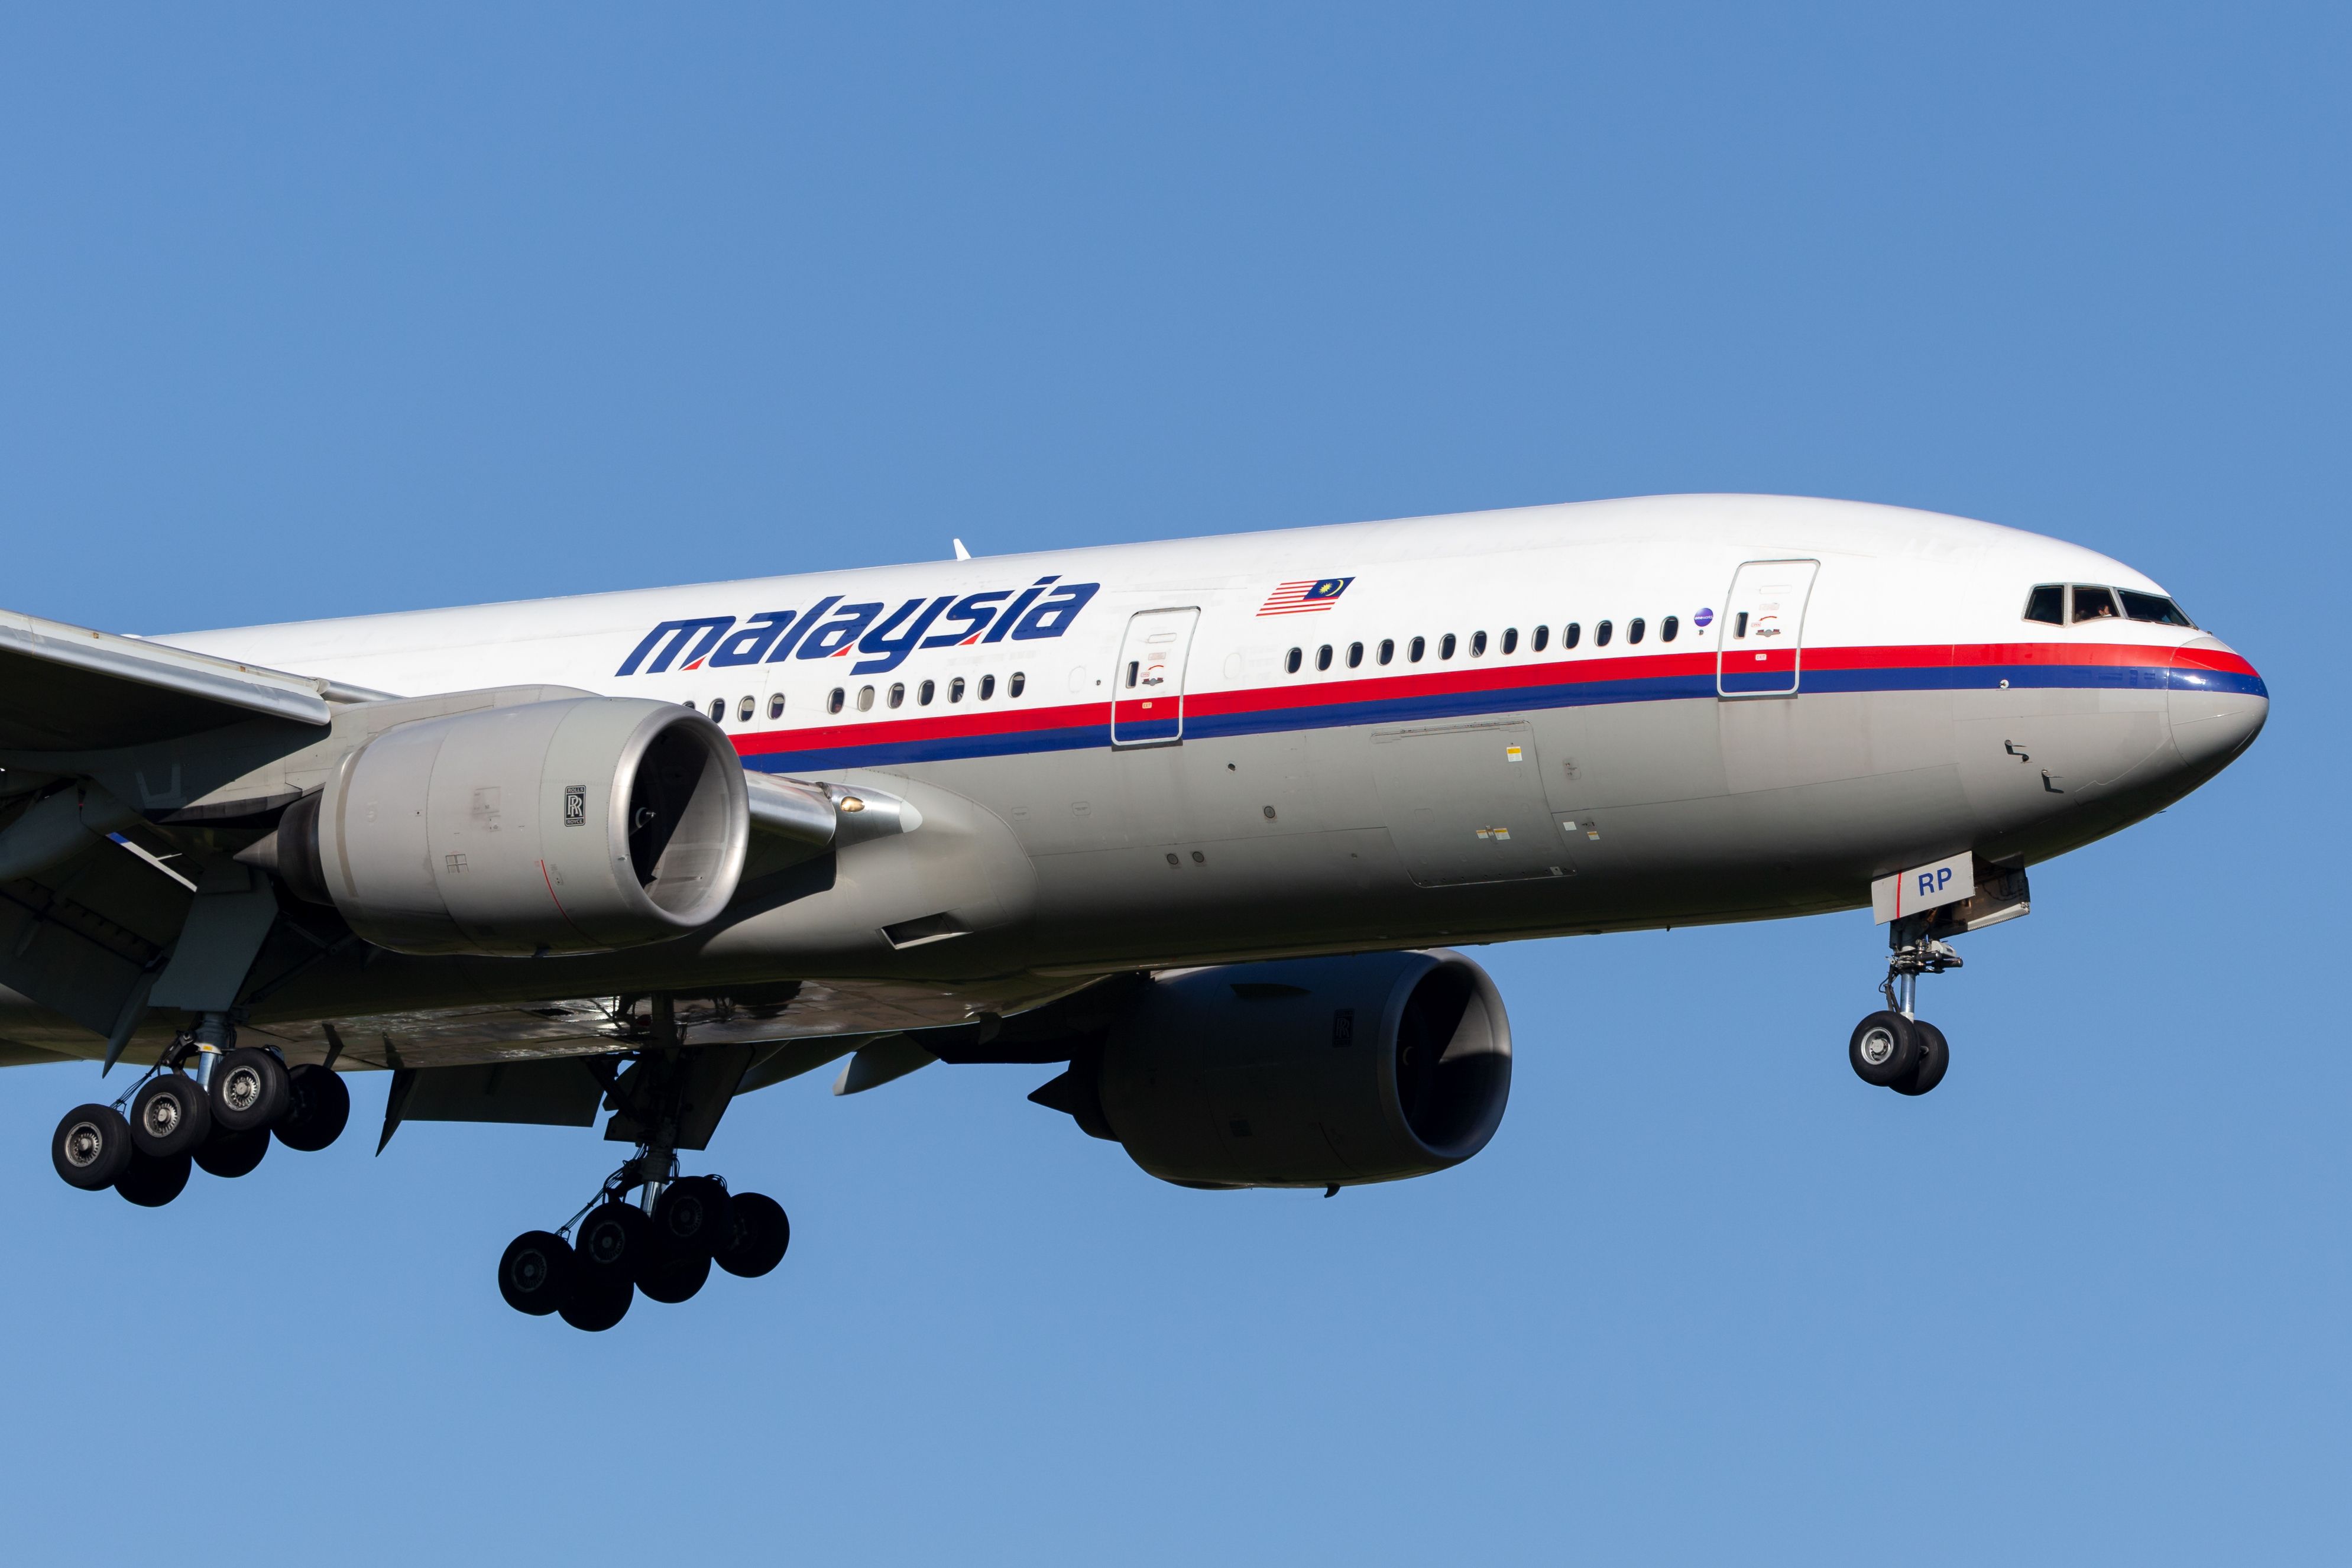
[{"x1": 721, "y1": 640, "x2": 2242, "y2": 762}]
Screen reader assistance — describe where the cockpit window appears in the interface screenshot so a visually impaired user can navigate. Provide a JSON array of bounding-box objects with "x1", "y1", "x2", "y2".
[
  {"x1": 2023, "y1": 585, "x2": 2065, "y2": 624},
  {"x1": 2118, "y1": 589, "x2": 2195, "y2": 627},
  {"x1": 2070, "y1": 585, "x2": 2121, "y2": 623}
]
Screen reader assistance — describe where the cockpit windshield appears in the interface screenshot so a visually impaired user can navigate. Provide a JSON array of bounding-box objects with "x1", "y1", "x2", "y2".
[
  {"x1": 2071, "y1": 585, "x2": 2121, "y2": 622},
  {"x1": 2117, "y1": 589, "x2": 2195, "y2": 627},
  {"x1": 2023, "y1": 584, "x2": 2196, "y2": 629}
]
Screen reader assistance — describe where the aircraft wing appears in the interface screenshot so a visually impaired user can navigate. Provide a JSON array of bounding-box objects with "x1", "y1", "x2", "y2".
[{"x1": 0, "y1": 607, "x2": 383, "y2": 753}]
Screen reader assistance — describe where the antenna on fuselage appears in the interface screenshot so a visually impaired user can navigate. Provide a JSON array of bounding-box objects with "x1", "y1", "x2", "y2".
[{"x1": 952, "y1": 538, "x2": 971, "y2": 561}]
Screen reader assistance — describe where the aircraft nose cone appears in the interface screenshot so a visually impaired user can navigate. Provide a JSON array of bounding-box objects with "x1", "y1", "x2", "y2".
[{"x1": 2168, "y1": 637, "x2": 2267, "y2": 774}]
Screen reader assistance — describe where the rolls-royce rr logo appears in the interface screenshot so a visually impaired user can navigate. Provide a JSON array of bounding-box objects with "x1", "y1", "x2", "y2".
[{"x1": 563, "y1": 785, "x2": 587, "y2": 826}]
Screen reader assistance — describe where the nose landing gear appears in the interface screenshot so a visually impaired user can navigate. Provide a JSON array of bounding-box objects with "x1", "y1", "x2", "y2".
[{"x1": 1849, "y1": 918, "x2": 1959, "y2": 1097}]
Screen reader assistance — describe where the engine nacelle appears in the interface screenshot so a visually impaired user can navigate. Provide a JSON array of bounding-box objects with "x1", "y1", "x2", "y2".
[
  {"x1": 1056, "y1": 950, "x2": 1512, "y2": 1189},
  {"x1": 270, "y1": 696, "x2": 750, "y2": 956}
]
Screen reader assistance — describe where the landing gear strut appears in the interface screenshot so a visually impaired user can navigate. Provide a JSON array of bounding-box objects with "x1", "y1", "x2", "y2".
[{"x1": 1849, "y1": 917, "x2": 1958, "y2": 1097}]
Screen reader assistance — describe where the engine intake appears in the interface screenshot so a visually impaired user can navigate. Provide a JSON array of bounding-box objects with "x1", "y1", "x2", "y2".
[
  {"x1": 1039, "y1": 950, "x2": 1512, "y2": 1189},
  {"x1": 267, "y1": 696, "x2": 749, "y2": 956}
]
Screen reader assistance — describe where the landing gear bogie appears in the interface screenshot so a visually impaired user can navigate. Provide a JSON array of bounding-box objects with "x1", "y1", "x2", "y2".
[
  {"x1": 501, "y1": 1162, "x2": 791, "y2": 1329},
  {"x1": 50, "y1": 1044, "x2": 351, "y2": 1202}
]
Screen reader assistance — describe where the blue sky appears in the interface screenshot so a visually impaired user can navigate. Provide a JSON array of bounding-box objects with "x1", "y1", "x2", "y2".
[{"x1": 1, "y1": 6, "x2": 2344, "y2": 1563}]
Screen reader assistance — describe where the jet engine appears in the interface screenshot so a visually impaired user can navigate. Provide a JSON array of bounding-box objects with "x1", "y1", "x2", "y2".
[
  {"x1": 1034, "y1": 950, "x2": 1512, "y2": 1188},
  {"x1": 263, "y1": 696, "x2": 751, "y2": 956}
]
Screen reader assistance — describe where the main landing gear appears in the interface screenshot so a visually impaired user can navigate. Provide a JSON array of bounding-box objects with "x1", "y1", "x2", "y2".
[
  {"x1": 50, "y1": 1018, "x2": 352, "y2": 1204},
  {"x1": 497, "y1": 1151, "x2": 790, "y2": 1333},
  {"x1": 1848, "y1": 919, "x2": 1959, "y2": 1097}
]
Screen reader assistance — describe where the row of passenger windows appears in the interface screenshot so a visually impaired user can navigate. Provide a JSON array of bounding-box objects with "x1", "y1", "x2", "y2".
[
  {"x1": 692, "y1": 671, "x2": 1028, "y2": 724},
  {"x1": 2022, "y1": 584, "x2": 2195, "y2": 628},
  {"x1": 1284, "y1": 617, "x2": 1680, "y2": 674}
]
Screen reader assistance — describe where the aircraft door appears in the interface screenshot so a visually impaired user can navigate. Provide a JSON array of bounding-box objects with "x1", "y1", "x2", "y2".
[
  {"x1": 1112, "y1": 608, "x2": 1200, "y2": 747},
  {"x1": 1716, "y1": 559, "x2": 1820, "y2": 697}
]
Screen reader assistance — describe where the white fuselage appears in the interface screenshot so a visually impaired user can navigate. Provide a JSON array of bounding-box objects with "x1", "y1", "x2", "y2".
[{"x1": 146, "y1": 493, "x2": 2262, "y2": 1029}]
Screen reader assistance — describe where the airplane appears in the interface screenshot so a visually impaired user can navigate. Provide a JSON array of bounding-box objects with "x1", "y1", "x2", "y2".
[{"x1": 1, "y1": 493, "x2": 2265, "y2": 1329}]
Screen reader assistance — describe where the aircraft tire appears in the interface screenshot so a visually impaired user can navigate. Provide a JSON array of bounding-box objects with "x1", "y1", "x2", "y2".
[
  {"x1": 53, "y1": 1104, "x2": 135, "y2": 1191},
  {"x1": 276, "y1": 1064, "x2": 351, "y2": 1152},
  {"x1": 209, "y1": 1048, "x2": 290, "y2": 1135},
  {"x1": 1848, "y1": 1012, "x2": 1919, "y2": 1088},
  {"x1": 638, "y1": 1253, "x2": 711, "y2": 1305},
  {"x1": 498, "y1": 1230, "x2": 578, "y2": 1316},
  {"x1": 129, "y1": 1074, "x2": 212, "y2": 1160},
  {"x1": 193, "y1": 1125, "x2": 271, "y2": 1178},
  {"x1": 559, "y1": 1278, "x2": 634, "y2": 1333},
  {"x1": 650, "y1": 1176, "x2": 731, "y2": 1261},
  {"x1": 115, "y1": 1149, "x2": 193, "y2": 1208},
  {"x1": 575, "y1": 1201, "x2": 653, "y2": 1288},
  {"x1": 1892, "y1": 1021, "x2": 1950, "y2": 1097},
  {"x1": 715, "y1": 1193, "x2": 790, "y2": 1279}
]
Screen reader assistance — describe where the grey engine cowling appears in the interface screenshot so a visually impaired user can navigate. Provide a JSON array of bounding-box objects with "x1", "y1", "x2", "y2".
[
  {"x1": 1037, "y1": 950, "x2": 1513, "y2": 1189},
  {"x1": 261, "y1": 696, "x2": 751, "y2": 957}
]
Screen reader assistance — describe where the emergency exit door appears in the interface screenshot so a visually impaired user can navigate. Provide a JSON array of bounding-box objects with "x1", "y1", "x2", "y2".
[
  {"x1": 1716, "y1": 559, "x2": 1819, "y2": 696},
  {"x1": 1112, "y1": 608, "x2": 1200, "y2": 746}
]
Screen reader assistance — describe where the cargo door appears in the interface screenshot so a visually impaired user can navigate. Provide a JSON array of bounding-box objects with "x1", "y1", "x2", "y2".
[{"x1": 1371, "y1": 720, "x2": 1564, "y2": 886}]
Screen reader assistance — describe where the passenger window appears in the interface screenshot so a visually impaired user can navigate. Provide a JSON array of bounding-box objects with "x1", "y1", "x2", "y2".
[
  {"x1": 1532, "y1": 625, "x2": 1549, "y2": 652},
  {"x1": 1009, "y1": 672, "x2": 1026, "y2": 698},
  {"x1": 1661, "y1": 615, "x2": 1679, "y2": 643},
  {"x1": 1502, "y1": 628, "x2": 1517, "y2": 655},
  {"x1": 888, "y1": 683, "x2": 905, "y2": 708},
  {"x1": 1409, "y1": 636, "x2": 1426, "y2": 663},
  {"x1": 708, "y1": 698, "x2": 727, "y2": 723},
  {"x1": 1347, "y1": 642, "x2": 1363, "y2": 668},
  {"x1": 827, "y1": 687, "x2": 845, "y2": 714},
  {"x1": 1628, "y1": 618, "x2": 1645, "y2": 645},
  {"x1": 1440, "y1": 633, "x2": 1457, "y2": 660},
  {"x1": 1734, "y1": 611, "x2": 1748, "y2": 638},
  {"x1": 950, "y1": 676, "x2": 966, "y2": 703},
  {"x1": 2023, "y1": 585, "x2": 2065, "y2": 625},
  {"x1": 1287, "y1": 647, "x2": 1303, "y2": 674},
  {"x1": 1378, "y1": 639, "x2": 1395, "y2": 665},
  {"x1": 979, "y1": 674, "x2": 996, "y2": 700},
  {"x1": 1470, "y1": 631, "x2": 1488, "y2": 656},
  {"x1": 2118, "y1": 589, "x2": 2195, "y2": 627},
  {"x1": 918, "y1": 679, "x2": 935, "y2": 706},
  {"x1": 767, "y1": 693, "x2": 786, "y2": 719},
  {"x1": 1596, "y1": 620, "x2": 1614, "y2": 647},
  {"x1": 1125, "y1": 660, "x2": 1139, "y2": 688},
  {"x1": 2071, "y1": 585, "x2": 2121, "y2": 622},
  {"x1": 856, "y1": 686, "x2": 876, "y2": 712},
  {"x1": 1563, "y1": 622, "x2": 1580, "y2": 649},
  {"x1": 1316, "y1": 644, "x2": 1333, "y2": 671}
]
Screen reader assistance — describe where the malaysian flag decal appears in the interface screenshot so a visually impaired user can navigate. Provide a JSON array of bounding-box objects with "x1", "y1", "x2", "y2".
[{"x1": 1256, "y1": 576, "x2": 1354, "y2": 615}]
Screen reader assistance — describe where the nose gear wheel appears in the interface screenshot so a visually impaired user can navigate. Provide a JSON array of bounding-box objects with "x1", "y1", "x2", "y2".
[{"x1": 1849, "y1": 914, "x2": 1964, "y2": 1097}]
